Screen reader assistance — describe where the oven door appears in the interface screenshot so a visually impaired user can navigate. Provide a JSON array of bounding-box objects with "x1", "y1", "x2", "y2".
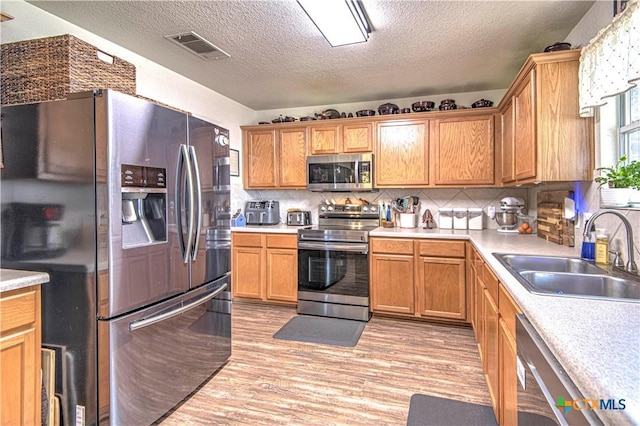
[{"x1": 297, "y1": 241, "x2": 369, "y2": 304}]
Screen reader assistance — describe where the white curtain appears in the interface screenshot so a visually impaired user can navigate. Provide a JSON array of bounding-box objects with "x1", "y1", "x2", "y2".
[{"x1": 579, "y1": 0, "x2": 639, "y2": 117}]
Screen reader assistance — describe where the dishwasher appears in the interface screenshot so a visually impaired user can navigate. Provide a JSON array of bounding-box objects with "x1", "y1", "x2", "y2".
[{"x1": 516, "y1": 314, "x2": 603, "y2": 425}]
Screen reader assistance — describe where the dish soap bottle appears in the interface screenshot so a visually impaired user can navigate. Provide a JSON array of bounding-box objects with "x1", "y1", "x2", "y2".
[{"x1": 595, "y1": 228, "x2": 609, "y2": 265}]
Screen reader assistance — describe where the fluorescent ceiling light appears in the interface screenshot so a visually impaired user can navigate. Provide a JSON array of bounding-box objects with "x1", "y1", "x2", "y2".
[{"x1": 298, "y1": 0, "x2": 371, "y2": 47}]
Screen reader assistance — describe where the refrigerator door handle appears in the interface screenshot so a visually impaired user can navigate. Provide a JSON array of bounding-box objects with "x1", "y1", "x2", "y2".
[
  {"x1": 175, "y1": 144, "x2": 188, "y2": 262},
  {"x1": 182, "y1": 144, "x2": 196, "y2": 263},
  {"x1": 189, "y1": 145, "x2": 202, "y2": 261},
  {"x1": 128, "y1": 283, "x2": 228, "y2": 332}
]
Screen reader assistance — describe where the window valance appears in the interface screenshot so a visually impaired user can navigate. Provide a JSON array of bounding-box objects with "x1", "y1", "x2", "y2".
[{"x1": 579, "y1": 0, "x2": 639, "y2": 117}]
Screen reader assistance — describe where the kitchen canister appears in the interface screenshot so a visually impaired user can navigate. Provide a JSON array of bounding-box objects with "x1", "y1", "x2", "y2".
[
  {"x1": 453, "y1": 208, "x2": 468, "y2": 229},
  {"x1": 438, "y1": 208, "x2": 453, "y2": 229},
  {"x1": 399, "y1": 213, "x2": 418, "y2": 228},
  {"x1": 468, "y1": 208, "x2": 484, "y2": 230}
]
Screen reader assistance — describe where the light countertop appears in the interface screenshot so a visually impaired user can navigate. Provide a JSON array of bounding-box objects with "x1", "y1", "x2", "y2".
[
  {"x1": 371, "y1": 227, "x2": 639, "y2": 425},
  {"x1": 1, "y1": 269, "x2": 50, "y2": 292},
  {"x1": 232, "y1": 224, "x2": 306, "y2": 234}
]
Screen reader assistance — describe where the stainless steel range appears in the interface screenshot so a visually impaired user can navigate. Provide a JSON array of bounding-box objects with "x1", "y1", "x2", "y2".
[{"x1": 297, "y1": 203, "x2": 380, "y2": 321}]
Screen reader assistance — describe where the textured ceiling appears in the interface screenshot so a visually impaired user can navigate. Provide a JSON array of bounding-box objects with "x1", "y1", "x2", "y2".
[{"x1": 27, "y1": 0, "x2": 595, "y2": 110}]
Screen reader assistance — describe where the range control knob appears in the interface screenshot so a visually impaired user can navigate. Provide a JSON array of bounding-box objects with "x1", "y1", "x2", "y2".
[
  {"x1": 362, "y1": 206, "x2": 369, "y2": 212},
  {"x1": 327, "y1": 206, "x2": 334, "y2": 211},
  {"x1": 320, "y1": 206, "x2": 327, "y2": 212},
  {"x1": 369, "y1": 206, "x2": 378, "y2": 214}
]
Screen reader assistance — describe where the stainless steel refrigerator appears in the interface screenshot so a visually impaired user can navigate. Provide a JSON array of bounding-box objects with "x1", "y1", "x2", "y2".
[{"x1": 0, "y1": 90, "x2": 232, "y2": 425}]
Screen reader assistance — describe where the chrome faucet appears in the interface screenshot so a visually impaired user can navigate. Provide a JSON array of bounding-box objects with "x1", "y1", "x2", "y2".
[{"x1": 583, "y1": 209, "x2": 638, "y2": 274}]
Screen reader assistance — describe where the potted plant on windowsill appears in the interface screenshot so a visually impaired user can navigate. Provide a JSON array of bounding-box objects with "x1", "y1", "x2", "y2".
[{"x1": 595, "y1": 156, "x2": 640, "y2": 207}]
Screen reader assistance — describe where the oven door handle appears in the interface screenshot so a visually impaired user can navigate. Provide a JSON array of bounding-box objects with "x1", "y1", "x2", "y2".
[{"x1": 298, "y1": 241, "x2": 368, "y2": 254}]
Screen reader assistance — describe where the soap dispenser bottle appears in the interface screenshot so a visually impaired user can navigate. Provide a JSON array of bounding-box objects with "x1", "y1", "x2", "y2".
[{"x1": 594, "y1": 228, "x2": 609, "y2": 265}]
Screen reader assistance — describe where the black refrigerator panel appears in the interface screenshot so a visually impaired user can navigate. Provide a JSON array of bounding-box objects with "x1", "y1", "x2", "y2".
[
  {"x1": 102, "y1": 91, "x2": 189, "y2": 318},
  {"x1": 187, "y1": 116, "x2": 231, "y2": 288}
]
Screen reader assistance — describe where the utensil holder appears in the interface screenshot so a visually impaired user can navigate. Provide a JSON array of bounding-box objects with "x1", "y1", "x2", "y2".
[{"x1": 399, "y1": 213, "x2": 418, "y2": 228}]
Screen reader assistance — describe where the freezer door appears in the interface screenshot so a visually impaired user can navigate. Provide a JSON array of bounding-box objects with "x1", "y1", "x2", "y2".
[
  {"x1": 101, "y1": 91, "x2": 190, "y2": 317},
  {"x1": 188, "y1": 116, "x2": 231, "y2": 287},
  {"x1": 98, "y1": 274, "x2": 231, "y2": 425}
]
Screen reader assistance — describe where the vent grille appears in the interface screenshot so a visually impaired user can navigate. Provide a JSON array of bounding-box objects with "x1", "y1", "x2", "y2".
[{"x1": 164, "y1": 31, "x2": 230, "y2": 60}]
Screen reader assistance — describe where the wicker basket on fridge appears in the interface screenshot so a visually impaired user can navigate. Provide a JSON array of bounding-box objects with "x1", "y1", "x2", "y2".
[{"x1": 1, "y1": 34, "x2": 136, "y2": 106}]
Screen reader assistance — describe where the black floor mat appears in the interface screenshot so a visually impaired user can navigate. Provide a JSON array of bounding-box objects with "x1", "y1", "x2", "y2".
[
  {"x1": 273, "y1": 315, "x2": 365, "y2": 347},
  {"x1": 406, "y1": 394, "x2": 498, "y2": 426}
]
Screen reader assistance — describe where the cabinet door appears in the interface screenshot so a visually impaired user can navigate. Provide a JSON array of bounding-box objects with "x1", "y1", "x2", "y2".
[
  {"x1": 475, "y1": 272, "x2": 485, "y2": 365},
  {"x1": 343, "y1": 122, "x2": 373, "y2": 152},
  {"x1": 266, "y1": 248, "x2": 298, "y2": 303},
  {"x1": 310, "y1": 124, "x2": 341, "y2": 154},
  {"x1": 500, "y1": 319, "x2": 518, "y2": 426},
  {"x1": 370, "y1": 254, "x2": 415, "y2": 315},
  {"x1": 279, "y1": 127, "x2": 307, "y2": 188},
  {"x1": 501, "y1": 101, "x2": 515, "y2": 183},
  {"x1": 513, "y1": 72, "x2": 537, "y2": 181},
  {"x1": 244, "y1": 129, "x2": 278, "y2": 188},
  {"x1": 376, "y1": 120, "x2": 429, "y2": 187},
  {"x1": 417, "y1": 257, "x2": 466, "y2": 320},
  {"x1": 431, "y1": 116, "x2": 494, "y2": 186},
  {"x1": 0, "y1": 286, "x2": 41, "y2": 426},
  {"x1": 231, "y1": 246, "x2": 263, "y2": 299},
  {"x1": 484, "y1": 290, "x2": 500, "y2": 417}
]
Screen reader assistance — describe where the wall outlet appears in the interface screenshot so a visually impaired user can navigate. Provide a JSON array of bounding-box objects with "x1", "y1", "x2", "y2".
[{"x1": 487, "y1": 206, "x2": 496, "y2": 219}]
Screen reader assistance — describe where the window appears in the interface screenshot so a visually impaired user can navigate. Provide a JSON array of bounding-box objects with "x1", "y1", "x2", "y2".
[{"x1": 619, "y1": 86, "x2": 639, "y2": 163}]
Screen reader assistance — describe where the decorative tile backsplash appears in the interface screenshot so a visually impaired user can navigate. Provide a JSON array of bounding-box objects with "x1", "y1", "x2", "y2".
[
  {"x1": 232, "y1": 181, "x2": 638, "y2": 264},
  {"x1": 232, "y1": 184, "x2": 528, "y2": 230}
]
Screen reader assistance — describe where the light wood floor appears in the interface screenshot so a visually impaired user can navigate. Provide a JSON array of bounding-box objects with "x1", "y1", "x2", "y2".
[{"x1": 159, "y1": 301, "x2": 490, "y2": 425}]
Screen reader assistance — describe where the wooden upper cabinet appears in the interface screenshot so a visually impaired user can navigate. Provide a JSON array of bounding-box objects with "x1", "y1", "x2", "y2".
[
  {"x1": 309, "y1": 124, "x2": 341, "y2": 154},
  {"x1": 242, "y1": 127, "x2": 307, "y2": 189},
  {"x1": 498, "y1": 50, "x2": 593, "y2": 185},
  {"x1": 501, "y1": 102, "x2": 515, "y2": 183},
  {"x1": 243, "y1": 128, "x2": 278, "y2": 188},
  {"x1": 376, "y1": 120, "x2": 429, "y2": 187},
  {"x1": 309, "y1": 121, "x2": 373, "y2": 154},
  {"x1": 278, "y1": 127, "x2": 307, "y2": 188},
  {"x1": 513, "y1": 73, "x2": 536, "y2": 181},
  {"x1": 431, "y1": 114, "x2": 495, "y2": 186},
  {"x1": 343, "y1": 122, "x2": 373, "y2": 152}
]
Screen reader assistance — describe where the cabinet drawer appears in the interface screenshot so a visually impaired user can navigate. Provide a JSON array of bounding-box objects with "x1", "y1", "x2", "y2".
[
  {"x1": 232, "y1": 233, "x2": 264, "y2": 247},
  {"x1": 418, "y1": 240, "x2": 465, "y2": 258},
  {"x1": 266, "y1": 234, "x2": 298, "y2": 249},
  {"x1": 370, "y1": 238, "x2": 414, "y2": 255},
  {"x1": 483, "y1": 264, "x2": 499, "y2": 302},
  {"x1": 499, "y1": 284, "x2": 521, "y2": 337},
  {"x1": 0, "y1": 287, "x2": 37, "y2": 333}
]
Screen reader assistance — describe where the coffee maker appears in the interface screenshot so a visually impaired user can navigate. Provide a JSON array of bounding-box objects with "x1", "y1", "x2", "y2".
[{"x1": 492, "y1": 197, "x2": 525, "y2": 233}]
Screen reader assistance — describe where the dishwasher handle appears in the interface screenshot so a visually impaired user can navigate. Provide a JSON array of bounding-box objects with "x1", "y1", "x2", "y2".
[{"x1": 129, "y1": 283, "x2": 227, "y2": 332}]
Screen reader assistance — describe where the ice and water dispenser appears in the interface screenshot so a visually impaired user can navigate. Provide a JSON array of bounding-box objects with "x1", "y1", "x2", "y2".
[{"x1": 121, "y1": 164, "x2": 167, "y2": 248}]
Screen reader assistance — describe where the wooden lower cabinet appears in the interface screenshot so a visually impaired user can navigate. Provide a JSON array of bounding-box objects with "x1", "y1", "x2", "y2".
[
  {"x1": 484, "y1": 287, "x2": 500, "y2": 419},
  {"x1": 470, "y1": 245, "x2": 522, "y2": 425},
  {"x1": 500, "y1": 318, "x2": 518, "y2": 426},
  {"x1": 231, "y1": 232, "x2": 297, "y2": 303},
  {"x1": 370, "y1": 237, "x2": 466, "y2": 321},
  {"x1": 370, "y1": 253, "x2": 415, "y2": 314},
  {"x1": 417, "y1": 257, "x2": 466, "y2": 320},
  {"x1": 0, "y1": 285, "x2": 42, "y2": 426}
]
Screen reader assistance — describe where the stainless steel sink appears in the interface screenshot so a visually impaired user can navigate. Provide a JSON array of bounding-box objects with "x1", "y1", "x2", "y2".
[
  {"x1": 518, "y1": 271, "x2": 640, "y2": 300},
  {"x1": 500, "y1": 254, "x2": 605, "y2": 274},
  {"x1": 493, "y1": 253, "x2": 640, "y2": 302}
]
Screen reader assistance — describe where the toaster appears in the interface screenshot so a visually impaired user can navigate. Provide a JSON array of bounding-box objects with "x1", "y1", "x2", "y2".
[
  {"x1": 287, "y1": 210, "x2": 311, "y2": 226},
  {"x1": 245, "y1": 201, "x2": 280, "y2": 225}
]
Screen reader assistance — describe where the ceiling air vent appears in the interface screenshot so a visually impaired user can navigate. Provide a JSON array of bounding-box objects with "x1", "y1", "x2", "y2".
[{"x1": 164, "y1": 31, "x2": 230, "y2": 60}]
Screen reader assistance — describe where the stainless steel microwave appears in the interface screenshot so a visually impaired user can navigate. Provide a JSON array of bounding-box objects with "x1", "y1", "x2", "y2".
[{"x1": 306, "y1": 153, "x2": 375, "y2": 192}]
